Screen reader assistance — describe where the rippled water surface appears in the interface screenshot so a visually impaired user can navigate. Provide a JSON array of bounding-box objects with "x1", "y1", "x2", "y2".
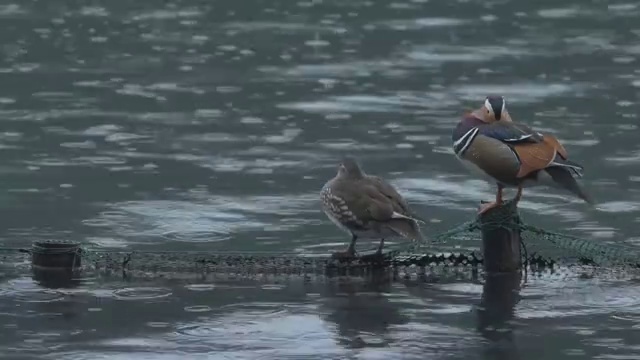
[{"x1": 1, "y1": 0, "x2": 640, "y2": 358}]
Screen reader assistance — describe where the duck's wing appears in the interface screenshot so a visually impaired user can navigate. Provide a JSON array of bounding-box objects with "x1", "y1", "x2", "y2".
[
  {"x1": 358, "y1": 181, "x2": 424, "y2": 241},
  {"x1": 366, "y1": 176, "x2": 425, "y2": 223},
  {"x1": 321, "y1": 181, "x2": 370, "y2": 229},
  {"x1": 480, "y1": 122, "x2": 581, "y2": 178},
  {"x1": 480, "y1": 121, "x2": 544, "y2": 144}
]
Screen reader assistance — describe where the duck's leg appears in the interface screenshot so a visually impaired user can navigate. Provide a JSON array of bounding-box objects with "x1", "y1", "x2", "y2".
[
  {"x1": 513, "y1": 185, "x2": 523, "y2": 204},
  {"x1": 374, "y1": 238, "x2": 385, "y2": 256},
  {"x1": 478, "y1": 183, "x2": 505, "y2": 215},
  {"x1": 332, "y1": 234, "x2": 358, "y2": 259}
]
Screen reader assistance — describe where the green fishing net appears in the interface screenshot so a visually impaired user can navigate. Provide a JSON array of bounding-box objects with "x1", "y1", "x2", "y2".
[{"x1": 2, "y1": 200, "x2": 639, "y2": 280}]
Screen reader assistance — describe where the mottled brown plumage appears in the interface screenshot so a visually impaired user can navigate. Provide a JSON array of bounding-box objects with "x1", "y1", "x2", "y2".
[{"x1": 320, "y1": 157, "x2": 425, "y2": 259}]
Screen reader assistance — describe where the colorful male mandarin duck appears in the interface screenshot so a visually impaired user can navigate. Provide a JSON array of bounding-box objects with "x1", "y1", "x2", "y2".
[
  {"x1": 320, "y1": 157, "x2": 425, "y2": 259},
  {"x1": 452, "y1": 96, "x2": 593, "y2": 214}
]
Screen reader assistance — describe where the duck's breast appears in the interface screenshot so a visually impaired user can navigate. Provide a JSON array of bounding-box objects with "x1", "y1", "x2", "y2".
[{"x1": 459, "y1": 134, "x2": 521, "y2": 186}]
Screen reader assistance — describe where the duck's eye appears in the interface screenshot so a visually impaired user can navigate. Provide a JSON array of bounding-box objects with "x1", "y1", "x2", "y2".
[{"x1": 486, "y1": 109, "x2": 490, "y2": 114}]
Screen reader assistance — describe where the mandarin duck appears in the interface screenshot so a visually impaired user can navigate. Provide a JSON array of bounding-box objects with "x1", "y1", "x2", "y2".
[
  {"x1": 452, "y1": 96, "x2": 593, "y2": 214},
  {"x1": 320, "y1": 157, "x2": 425, "y2": 259}
]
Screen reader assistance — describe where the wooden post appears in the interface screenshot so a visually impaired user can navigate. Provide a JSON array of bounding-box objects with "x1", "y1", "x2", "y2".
[
  {"x1": 478, "y1": 199, "x2": 522, "y2": 273},
  {"x1": 476, "y1": 199, "x2": 523, "y2": 352}
]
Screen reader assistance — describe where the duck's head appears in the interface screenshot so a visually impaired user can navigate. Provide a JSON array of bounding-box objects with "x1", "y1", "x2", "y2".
[
  {"x1": 338, "y1": 157, "x2": 364, "y2": 179},
  {"x1": 478, "y1": 95, "x2": 511, "y2": 123}
]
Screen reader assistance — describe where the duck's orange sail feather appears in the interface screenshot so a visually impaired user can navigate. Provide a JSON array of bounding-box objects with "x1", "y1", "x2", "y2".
[
  {"x1": 541, "y1": 133, "x2": 569, "y2": 159},
  {"x1": 512, "y1": 133, "x2": 569, "y2": 178}
]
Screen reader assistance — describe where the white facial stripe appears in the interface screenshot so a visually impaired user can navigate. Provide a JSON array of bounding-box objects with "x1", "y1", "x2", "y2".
[
  {"x1": 484, "y1": 98, "x2": 492, "y2": 113},
  {"x1": 501, "y1": 98, "x2": 506, "y2": 115}
]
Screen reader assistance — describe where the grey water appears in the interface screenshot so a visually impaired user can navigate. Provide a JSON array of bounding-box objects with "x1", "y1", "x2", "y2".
[{"x1": 0, "y1": 0, "x2": 640, "y2": 358}]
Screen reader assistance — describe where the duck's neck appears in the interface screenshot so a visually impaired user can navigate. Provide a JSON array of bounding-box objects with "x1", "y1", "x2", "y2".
[{"x1": 453, "y1": 115, "x2": 484, "y2": 139}]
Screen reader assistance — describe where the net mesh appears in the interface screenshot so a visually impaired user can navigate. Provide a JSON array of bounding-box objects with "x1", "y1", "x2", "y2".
[
  {"x1": 2, "y1": 200, "x2": 640, "y2": 279},
  {"x1": 420, "y1": 200, "x2": 640, "y2": 269}
]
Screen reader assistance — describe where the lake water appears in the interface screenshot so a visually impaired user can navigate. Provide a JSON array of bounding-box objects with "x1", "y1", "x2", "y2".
[{"x1": 1, "y1": 0, "x2": 640, "y2": 358}]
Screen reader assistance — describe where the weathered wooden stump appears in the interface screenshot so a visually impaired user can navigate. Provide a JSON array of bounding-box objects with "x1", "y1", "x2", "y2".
[{"x1": 478, "y1": 199, "x2": 522, "y2": 273}]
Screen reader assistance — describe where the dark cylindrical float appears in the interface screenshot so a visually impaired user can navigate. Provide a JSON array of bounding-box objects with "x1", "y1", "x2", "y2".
[
  {"x1": 31, "y1": 241, "x2": 82, "y2": 270},
  {"x1": 478, "y1": 200, "x2": 522, "y2": 273},
  {"x1": 30, "y1": 241, "x2": 82, "y2": 289}
]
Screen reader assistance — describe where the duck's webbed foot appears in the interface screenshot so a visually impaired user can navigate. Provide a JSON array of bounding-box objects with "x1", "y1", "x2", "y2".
[{"x1": 331, "y1": 234, "x2": 358, "y2": 259}]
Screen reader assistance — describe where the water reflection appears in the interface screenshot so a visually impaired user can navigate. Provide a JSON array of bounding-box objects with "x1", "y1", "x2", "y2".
[
  {"x1": 477, "y1": 272, "x2": 522, "y2": 360},
  {"x1": 318, "y1": 271, "x2": 408, "y2": 349},
  {"x1": 32, "y1": 267, "x2": 82, "y2": 289},
  {"x1": 0, "y1": 266, "x2": 639, "y2": 358}
]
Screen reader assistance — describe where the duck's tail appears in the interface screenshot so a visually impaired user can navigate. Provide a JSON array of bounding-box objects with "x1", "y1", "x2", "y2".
[
  {"x1": 544, "y1": 166, "x2": 594, "y2": 205},
  {"x1": 549, "y1": 157, "x2": 585, "y2": 178},
  {"x1": 386, "y1": 218, "x2": 425, "y2": 242}
]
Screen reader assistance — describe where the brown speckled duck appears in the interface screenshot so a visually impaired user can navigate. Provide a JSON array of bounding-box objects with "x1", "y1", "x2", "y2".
[
  {"x1": 452, "y1": 96, "x2": 593, "y2": 214},
  {"x1": 320, "y1": 157, "x2": 425, "y2": 259}
]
